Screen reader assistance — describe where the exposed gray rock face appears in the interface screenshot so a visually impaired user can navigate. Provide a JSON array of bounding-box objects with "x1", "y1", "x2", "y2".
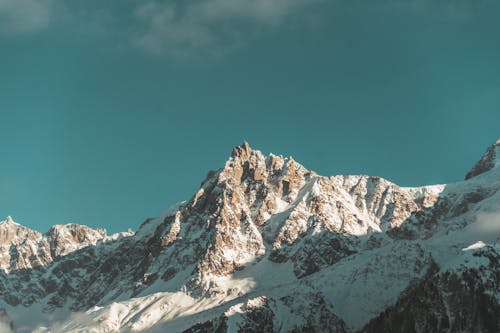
[
  {"x1": 465, "y1": 139, "x2": 500, "y2": 180},
  {"x1": 0, "y1": 140, "x2": 499, "y2": 332}
]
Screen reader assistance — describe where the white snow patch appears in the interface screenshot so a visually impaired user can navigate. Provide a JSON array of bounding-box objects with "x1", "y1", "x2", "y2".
[
  {"x1": 135, "y1": 201, "x2": 185, "y2": 238},
  {"x1": 462, "y1": 241, "x2": 487, "y2": 251},
  {"x1": 275, "y1": 197, "x2": 289, "y2": 213}
]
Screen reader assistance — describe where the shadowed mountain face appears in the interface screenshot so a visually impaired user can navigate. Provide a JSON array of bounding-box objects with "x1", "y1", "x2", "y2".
[
  {"x1": 361, "y1": 249, "x2": 499, "y2": 333},
  {"x1": 0, "y1": 141, "x2": 499, "y2": 333}
]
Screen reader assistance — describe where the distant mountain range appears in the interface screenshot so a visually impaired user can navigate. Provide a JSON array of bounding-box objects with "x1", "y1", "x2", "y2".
[{"x1": 1, "y1": 140, "x2": 499, "y2": 333}]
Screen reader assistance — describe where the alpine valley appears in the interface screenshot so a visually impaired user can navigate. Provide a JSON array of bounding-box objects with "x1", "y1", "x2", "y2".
[{"x1": 0, "y1": 141, "x2": 499, "y2": 333}]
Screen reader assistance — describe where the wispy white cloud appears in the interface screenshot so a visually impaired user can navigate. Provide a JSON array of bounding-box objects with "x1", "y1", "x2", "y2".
[
  {"x1": 1, "y1": 0, "x2": 488, "y2": 56},
  {"x1": 0, "y1": 0, "x2": 58, "y2": 34},
  {"x1": 475, "y1": 212, "x2": 500, "y2": 234},
  {"x1": 132, "y1": 0, "x2": 320, "y2": 56},
  {"x1": 0, "y1": 0, "x2": 320, "y2": 56},
  {"x1": 0, "y1": 322, "x2": 12, "y2": 333}
]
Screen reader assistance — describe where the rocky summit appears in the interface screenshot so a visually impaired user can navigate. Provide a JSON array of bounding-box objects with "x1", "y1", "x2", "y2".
[{"x1": 0, "y1": 141, "x2": 499, "y2": 333}]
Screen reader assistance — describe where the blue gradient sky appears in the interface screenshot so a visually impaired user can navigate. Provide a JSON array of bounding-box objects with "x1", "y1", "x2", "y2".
[{"x1": 0, "y1": 0, "x2": 499, "y2": 233}]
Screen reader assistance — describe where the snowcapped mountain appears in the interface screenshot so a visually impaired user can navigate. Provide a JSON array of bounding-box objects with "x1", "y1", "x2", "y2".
[{"x1": 0, "y1": 140, "x2": 499, "y2": 333}]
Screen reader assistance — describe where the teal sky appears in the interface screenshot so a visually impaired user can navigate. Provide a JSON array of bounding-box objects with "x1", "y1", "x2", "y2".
[{"x1": 0, "y1": 0, "x2": 499, "y2": 233}]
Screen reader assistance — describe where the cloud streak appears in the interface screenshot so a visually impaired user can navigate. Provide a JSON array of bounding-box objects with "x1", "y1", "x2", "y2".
[
  {"x1": 1, "y1": 0, "x2": 490, "y2": 56},
  {"x1": 0, "y1": 0, "x2": 319, "y2": 56},
  {"x1": 0, "y1": 0, "x2": 58, "y2": 34},
  {"x1": 132, "y1": 0, "x2": 320, "y2": 56}
]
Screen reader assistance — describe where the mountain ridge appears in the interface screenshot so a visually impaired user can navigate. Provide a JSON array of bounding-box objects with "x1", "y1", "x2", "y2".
[{"x1": 0, "y1": 140, "x2": 499, "y2": 332}]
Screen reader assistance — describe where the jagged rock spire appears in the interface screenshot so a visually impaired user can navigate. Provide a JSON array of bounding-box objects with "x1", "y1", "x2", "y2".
[
  {"x1": 231, "y1": 141, "x2": 253, "y2": 159},
  {"x1": 1, "y1": 216, "x2": 13, "y2": 224}
]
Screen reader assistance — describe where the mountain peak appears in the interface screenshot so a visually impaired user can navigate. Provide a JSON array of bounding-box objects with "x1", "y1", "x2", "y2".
[
  {"x1": 231, "y1": 141, "x2": 254, "y2": 159},
  {"x1": 0, "y1": 142, "x2": 499, "y2": 332},
  {"x1": 465, "y1": 138, "x2": 500, "y2": 180},
  {"x1": 0, "y1": 216, "x2": 19, "y2": 226}
]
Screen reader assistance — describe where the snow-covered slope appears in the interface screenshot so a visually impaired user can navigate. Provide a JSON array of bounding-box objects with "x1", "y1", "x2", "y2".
[{"x1": 0, "y1": 140, "x2": 499, "y2": 333}]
